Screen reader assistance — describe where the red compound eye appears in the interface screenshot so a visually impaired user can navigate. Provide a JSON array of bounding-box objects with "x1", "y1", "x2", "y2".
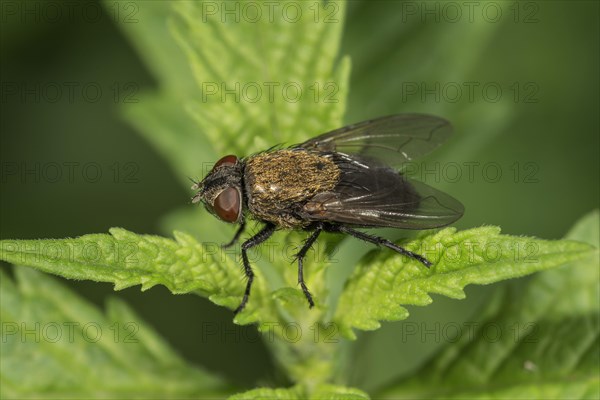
[
  {"x1": 214, "y1": 154, "x2": 238, "y2": 168},
  {"x1": 213, "y1": 187, "x2": 241, "y2": 222}
]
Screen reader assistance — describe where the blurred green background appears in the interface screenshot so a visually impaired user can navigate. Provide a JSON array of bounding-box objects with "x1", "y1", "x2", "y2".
[{"x1": 1, "y1": 0, "x2": 598, "y2": 392}]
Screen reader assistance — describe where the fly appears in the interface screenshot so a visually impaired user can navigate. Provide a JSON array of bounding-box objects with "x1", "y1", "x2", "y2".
[{"x1": 191, "y1": 114, "x2": 464, "y2": 314}]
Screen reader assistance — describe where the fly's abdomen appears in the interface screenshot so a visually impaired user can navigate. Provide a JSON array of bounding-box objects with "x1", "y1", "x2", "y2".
[{"x1": 244, "y1": 150, "x2": 340, "y2": 227}]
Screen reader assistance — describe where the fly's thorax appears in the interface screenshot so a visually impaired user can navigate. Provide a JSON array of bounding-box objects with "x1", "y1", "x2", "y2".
[{"x1": 243, "y1": 149, "x2": 340, "y2": 227}]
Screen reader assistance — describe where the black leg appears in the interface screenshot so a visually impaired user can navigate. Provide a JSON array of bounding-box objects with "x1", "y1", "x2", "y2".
[
  {"x1": 295, "y1": 224, "x2": 323, "y2": 308},
  {"x1": 222, "y1": 221, "x2": 246, "y2": 249},
  {"x1": 327, "y1": 224, "x2": 432, "y2": 268},
  {"x1": 234, "y1": 223, "x2": 276, "y2": 315}
]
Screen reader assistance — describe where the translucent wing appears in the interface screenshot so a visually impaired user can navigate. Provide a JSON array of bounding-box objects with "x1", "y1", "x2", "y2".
[
  {"x1": 299, "y1": 155, "x2": 463, "y2": 229},
  {"x1": 296, "y1": 114, "x2": 452, "y2": 167}
]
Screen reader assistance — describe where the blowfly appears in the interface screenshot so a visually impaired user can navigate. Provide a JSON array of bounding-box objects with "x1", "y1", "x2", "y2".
[{"x1": 191, "y1": 114, "x2": 464, "y2": 314}]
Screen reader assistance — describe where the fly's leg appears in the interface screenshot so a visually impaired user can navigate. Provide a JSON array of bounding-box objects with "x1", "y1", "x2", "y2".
[
  {"x1": 222, "y1": 221, "x2": 246, "y2": 249},
  {"x1": 295, "y1": 224, "x2": 323, "y2": 308},
  {"x1": 234, "y1": 223, "x2": 276, "y2": 315},
  {"x1": 328, "y1": 224, "x2": 432, "y2": 268}
]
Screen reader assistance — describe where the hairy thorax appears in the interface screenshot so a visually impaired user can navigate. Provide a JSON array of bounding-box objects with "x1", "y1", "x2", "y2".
[{"x1": 244, "y1": 149, "x2": 340, "y2": 228}]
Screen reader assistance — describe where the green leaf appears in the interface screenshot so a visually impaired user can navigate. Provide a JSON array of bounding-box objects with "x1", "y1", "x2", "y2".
[
  {"x1": 170, "y1": 0, "x2": 349, "y2": 155},
  {"x1": 102, "y1": 1, "x2": 212, "y2": 188},
  {"x1": 345, "y1": 0, "x2": 506, "y2": 117},
  {"x1": 343, "y1": 1, "x2": 516, "y2": 185},
  {"x1": 114, "y1": 0, "x2": 350, "y2": 187},
  {"x1": 103, "y1": 2, "x2": 354, "y2": 382},
  {"x1": 229, "y1": 384, "x2": 369, "y2": 400},
  {"x1": 531, "y1": 210, "x2": 600, "y2": 319},
  {"x1": 377, "y1": 210, "x2": 600, "y2": 399},
  {"x1": 0, "y1": 267, "x2": 231, "y2": 399},
  {"x1": 335, "y1": 226, "x2": 596, "y2": 339},
  {"x1": 106, "y1": 0, "x2": 353, "y2": 333},
  {"x1": 0, "y1": 228, "x2": 277, "y2": 326}
]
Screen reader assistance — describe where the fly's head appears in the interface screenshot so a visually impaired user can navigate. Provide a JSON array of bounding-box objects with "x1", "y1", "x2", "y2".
[{"x1": 192, "y1": 155, "x2": 244, "y2": 224}]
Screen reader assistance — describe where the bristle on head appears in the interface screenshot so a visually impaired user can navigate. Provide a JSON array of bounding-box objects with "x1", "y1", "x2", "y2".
[{"x1": 188, "y1": 176, "x2": 202, "y2": 191}]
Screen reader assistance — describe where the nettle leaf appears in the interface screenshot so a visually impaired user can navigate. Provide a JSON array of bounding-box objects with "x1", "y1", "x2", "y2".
[
  {"x1": 114, "y1": 0, "x2": 350, "y2": 187},
  {"x1": 377, "y1": 210, "x2": 599, "y2": 399},
  {"x1": 229, "y1": 384, "x2": 369, "y2": 400},
  {"x1": 113, "y1": 0, "x2": 353, "y2": 328},
  {"x1": 335, "y1": 225, "x2": 596, "y2": 339},
  {"x1": 171, "y1": 0, "x2": 350, "y2": 156},
  {"x1": 0, "y1": 267, "x2": 231, "y2": 399},
  {"x1": 110, "y1": 0, "x2": 353, "y2": 337},
  {"x1": 105, "y1": 1, "x2": 212, "y2": 188},
  {"x1": 0, "y1": 228, "x2": 278, "y2": 326}
]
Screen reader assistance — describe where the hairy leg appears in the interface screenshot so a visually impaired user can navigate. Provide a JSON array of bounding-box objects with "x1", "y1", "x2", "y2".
[
  {"x1": 295, "y1": 224, "x2": 323, "y2": 307},
  {"x1": 234, "y1": 223, "x2": 276, "y2": 314},
  {"x1": 222, "y1": 221, "x2": 246, "y2": 249},
  {"x1": 325, "y1": 224, "x2": 432, "y2": 267}
]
